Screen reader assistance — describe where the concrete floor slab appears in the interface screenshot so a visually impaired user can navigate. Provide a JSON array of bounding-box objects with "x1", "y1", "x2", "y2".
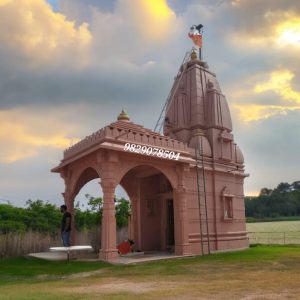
[
  {"x1": 27, "y1": 251, "x2": 69, "y2": 261},
  {"x1": 27, "y1": 251, "x2": 194, "y2": 264},
  {"x1": 111, "y1": 252, "x2": 194, "y2": 264}
]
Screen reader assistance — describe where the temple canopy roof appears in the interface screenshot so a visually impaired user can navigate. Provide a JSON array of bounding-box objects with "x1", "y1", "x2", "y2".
[{"x1": 52, "y1": 111, "x2": 194, "y2": 173}]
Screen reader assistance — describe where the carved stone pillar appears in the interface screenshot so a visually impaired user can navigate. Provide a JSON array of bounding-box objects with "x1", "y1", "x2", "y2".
[
  {"x1": 173, "y1": 187, "x2": 190, "y2": 255},
  {"x1": 96, "y1": 150, "x2": 119, "y2": 260},
  {"x1": 99, "y1": 178, "x2": 118, "y2": 260},
  {"x1": 173, "y1": 164, "x2": 191, "y2": 255},
  {"x1": 62, "y1": 190, "x2": 76, "y2": 245}
]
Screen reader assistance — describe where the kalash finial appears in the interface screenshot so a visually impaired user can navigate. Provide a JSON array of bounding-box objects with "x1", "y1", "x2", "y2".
[
  {"x1": 190, "y1": 49, "x2": 198, "y2": 60},
  {"x1": 117, "y1": 109, "x2": 130, "y2": 122}
]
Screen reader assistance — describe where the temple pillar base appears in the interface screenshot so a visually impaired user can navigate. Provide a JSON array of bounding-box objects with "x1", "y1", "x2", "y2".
[
  {"x1": 175, "y1": 244, "x2": 191, "y2": 256},
  {"x1": 99, "y1": 249, "x2": 119, "y2": 261}
]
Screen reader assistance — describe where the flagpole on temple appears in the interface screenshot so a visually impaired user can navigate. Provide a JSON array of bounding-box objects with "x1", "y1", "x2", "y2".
[
  {"x1": 199, "y1": 25, "x2": 203, "y2": 61},
  {"x1": 188, "y1": 24, "x2": 203, "y2": 61}
]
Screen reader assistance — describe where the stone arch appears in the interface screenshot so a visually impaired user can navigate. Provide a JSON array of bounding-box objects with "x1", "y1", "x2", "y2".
[
  {"x1": 116, "y1": 161, "x2": 178, "y2": 190},
  {"x1": 72, "y1": 167, "x2": 101, "y2": 198},
  {"x1": 70, "y1": 163, "x2": 103, "y2": 198},
  {"x1": 115, "y1": 163, "x2": 177, "y2": 253}
]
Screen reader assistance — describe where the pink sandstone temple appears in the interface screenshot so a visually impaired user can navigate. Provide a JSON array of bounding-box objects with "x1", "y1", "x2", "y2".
[{"x1": 52, "y1": 49, "x2": 249, "y2": 261}]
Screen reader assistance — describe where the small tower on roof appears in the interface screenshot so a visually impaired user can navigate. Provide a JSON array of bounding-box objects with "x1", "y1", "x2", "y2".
[{"x1": 117, "y1": 109, "x2": 130, "y2": 122}]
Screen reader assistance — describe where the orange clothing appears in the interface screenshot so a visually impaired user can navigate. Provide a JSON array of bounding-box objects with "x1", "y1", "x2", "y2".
[{"x1": 117, "y1": 241, "x2": 132, "y2": 255}]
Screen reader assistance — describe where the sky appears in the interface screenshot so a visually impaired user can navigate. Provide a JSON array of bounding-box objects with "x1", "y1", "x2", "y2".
[{"x1": 0, "y1": 0, "x2": 300, "y2": 207}]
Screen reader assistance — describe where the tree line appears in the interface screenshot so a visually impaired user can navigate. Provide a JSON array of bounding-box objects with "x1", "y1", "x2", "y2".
[
  {"x1": 1, "y1": 180, "x2": 300, "y2": 233},
  {"x1": 245, "y1": 181, "x2": 300, "y2": 221},
  {"x1": 0, "y1": 195, "x2": 130, "y2": 234}
]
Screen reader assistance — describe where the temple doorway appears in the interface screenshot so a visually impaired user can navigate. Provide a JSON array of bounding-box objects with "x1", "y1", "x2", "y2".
[{"x1": 120, "y1": 165, "x2": 174, "y2": 253}]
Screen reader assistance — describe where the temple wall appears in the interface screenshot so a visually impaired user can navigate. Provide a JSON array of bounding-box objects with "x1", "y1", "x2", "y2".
[{"x1": 182, "y1": 166, "x2": 248, "y2": 255}]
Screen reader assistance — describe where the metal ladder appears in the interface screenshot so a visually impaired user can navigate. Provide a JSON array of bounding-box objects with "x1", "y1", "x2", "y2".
[
  {"x1": 154, "y1": 50, "x2": 192, "y2": 133},
  {"x1": 195, "y1": 138, "x2": 211, "y2": 255}
]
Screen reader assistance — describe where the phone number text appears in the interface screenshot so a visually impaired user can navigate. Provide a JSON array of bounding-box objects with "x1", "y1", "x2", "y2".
[{"x1": 123, "y1": 143, "x2": 180, "y2": 160}]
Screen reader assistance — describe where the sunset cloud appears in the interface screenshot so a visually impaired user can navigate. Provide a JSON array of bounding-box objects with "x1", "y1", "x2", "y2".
[
  {"x1": 234, "y1": 104, "x2": 300, "y2": 122},
  {"x1": 232, "y1": 69, "x2": 300, "y2": 122},
  {"x1": 0, "y1": 0, "x2": 92, "y2": 66},
  {"x1": 276, "y1": 15, "x2": 300, "y2": 47},
  {"x1": 228, "y1": 4, "x2": 300, "y2": 50},
  {"x1": 120, "y1": 0, "x2": 177, "y2": 42},
  {"x1": 0, "y1": 109, "x2": 80, "y2": 163},
  {"x1": 255, "y1": 70, "x2": 300, "y2": 104}
]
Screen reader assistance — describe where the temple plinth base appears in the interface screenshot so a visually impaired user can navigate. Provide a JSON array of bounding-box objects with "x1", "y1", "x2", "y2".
[
  {"x1": 175, "y1": 244, "x2": 191, "y2": 256},
  {"x1": 99, "y1": 248, "x2": 119, "y2": 261}
]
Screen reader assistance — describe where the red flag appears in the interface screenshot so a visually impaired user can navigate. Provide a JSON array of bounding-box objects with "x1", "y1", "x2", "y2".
[{"x1": 188, "y1": 33, "x2": 202, "y2": 48}]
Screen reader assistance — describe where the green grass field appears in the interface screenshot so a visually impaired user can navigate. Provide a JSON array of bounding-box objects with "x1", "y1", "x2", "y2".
[
  {"x1": 247, "y1": 220, "x2": 300, "y2": 244},
  {"x1": 247, "y1": 220, "x2": 300, "y2": 232},
  {"x1": 1, "y1": 245, "x2": 300, "y2": 299}
]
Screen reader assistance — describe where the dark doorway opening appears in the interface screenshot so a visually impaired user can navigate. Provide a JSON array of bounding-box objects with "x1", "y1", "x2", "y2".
[{"x1": 166, "y1": 199, "x2": 175, "y2": 248}]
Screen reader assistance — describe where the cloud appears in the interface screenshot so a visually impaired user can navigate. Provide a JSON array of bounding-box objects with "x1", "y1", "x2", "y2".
[
  {"x1": 227, "y1": 2, "x2": 300, "y2": 50},
  {"x1": 58, "y1": 0, "x2": 185, "y2": 65},
  {"x1": 254, "y1": 69, "x2": 300, "y2": 104},
  {"x1": 118, "y1": 0, "x2": 177, "y2": 42},
  {"x1": 233, "y1": 104, "x2": 300, "y2": 122},
  {"x1": 276, "y1": 14, "x2": 300, "y2": 47},
  {"x1": 0, "y1": 108, "x2": 80, "y2": 163},
  {"x1": 0, "y1": 0, "x2": 183, "y2": 110},
  {"x1": 236, "y1": 110, "x2": 300, "y2": 195},
  {"x1": 231, "y1": 69, "x2": 300, "y2": 122},
  {"x1": 0, "y1": 0, "x2": 92, "y2": 66},
  {"x1": 61, "y1": 0, "x2": 178, "y2": 43}
]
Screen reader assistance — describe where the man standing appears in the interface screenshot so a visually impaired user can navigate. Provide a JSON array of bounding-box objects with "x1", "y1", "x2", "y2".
[{"x1": 60, "y1": 205, "x2": 72, "y2": 247}]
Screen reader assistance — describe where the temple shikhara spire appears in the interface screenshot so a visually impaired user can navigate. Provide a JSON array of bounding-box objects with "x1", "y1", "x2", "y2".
[{"x1": 52, "y1": 26, "x2": 249, "y2": 262}]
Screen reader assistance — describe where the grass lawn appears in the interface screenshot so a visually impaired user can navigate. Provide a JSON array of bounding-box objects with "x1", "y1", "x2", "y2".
[{"x1": 1, "y1": 245, "x2": 300, "y2": 299}]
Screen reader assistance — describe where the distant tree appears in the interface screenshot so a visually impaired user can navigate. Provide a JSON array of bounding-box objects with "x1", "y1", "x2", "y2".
[
  {"x1": 85, "y1": 194, "x2": 103, "y2": 212},
  {"x1": 259, "y1": 188, "x2": 273, "y2": 196},
  {"x1": 274, "y1": 182, "x2": 290, "y2": 193},
  {"x1": 74, "y1": 194, "x2": 131, "y2": 229},
  {"x1": 245, "y1": 181, "x2": 300, "y2": 220},
  {"x1": 74, "y1": 194, "x2": 103, "y2": 230},
  {"x1": 0, "y1": 196, "x2": 132, "y2": 234},
  {"x1": 25, "y1": 199, "x2": 61, "y2": 234},
  {"x1": 115, "y1": 197, "x2": 131, "y2": 228},
  {"x1": 0, "y1": 200, "x2": 61, "y2": 234},
  {"x1": 0, "y1": 204, "x2": 27, "y2": 233},
  {"x1": 0, "y1": 220, "x2": 26, "y2": 233},
  {"x1": 291, "y1": 181, "x2": 300, "y2": 191}
]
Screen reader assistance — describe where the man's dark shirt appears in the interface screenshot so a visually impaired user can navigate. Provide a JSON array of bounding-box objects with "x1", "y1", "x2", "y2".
[{"x1": 61, "y1": 212, "x2": 71, "y2": 232}]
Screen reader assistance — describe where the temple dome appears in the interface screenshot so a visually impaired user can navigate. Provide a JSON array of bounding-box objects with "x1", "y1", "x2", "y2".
[
  {"x1": 117, "y1": 109, "x2": 130, "y2": 122},
  {"x1": 234, "y1": 145, "x2": 244, "y2": 164},
  {"x1": 188, "y1": 129, "x2": 212, "y2": 157}
]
